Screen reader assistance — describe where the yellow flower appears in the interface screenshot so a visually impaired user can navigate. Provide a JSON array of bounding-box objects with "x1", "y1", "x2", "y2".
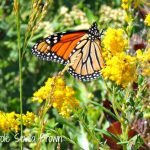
[
  {"x1": 144, "y1": 14, "x2": 150, "y2": 26},
  {"x1": 22, "y1": 112, "x2": 37, "y2": 126},
  {"x1": 0, "y1": 111, "x2": 37, "y2": 133},
  {"x1": 121, "y1": 3, "x2": 129, "y2": 10},
  {"x1": 0, "y1": 111, "x2": 20, "y2": 133},
  {"x1": 121, "y1": 0, "x2": 130, "y2": 10},
  {"x1": 122, "y1": 0, "x2": 140, "y2": 9},
  {"x1": 102, "y1": 28, "x2": 127, "y2": 56},
  {"x1": 125, "y1": 13, "x2": 133, "y2": 23},
  {"x1": 33, "y1": 77, "x2": 79, "y2": 118},
  {"x1": 102, "y1": 52, "x2": 137, "y2": 87},
  {"x1": 136, "y1": 49, "x2": 150, "y2": 76}
]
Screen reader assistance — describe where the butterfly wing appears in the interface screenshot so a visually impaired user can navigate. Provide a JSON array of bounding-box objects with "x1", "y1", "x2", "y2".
[
  {"x1": 32, "y1": 23, "x2": 104, "y2": 81},
  {"x1": 32, "y1": 31, "x2": 87, "y2": 65},
  {"x1": 68, "y1": 34, "x2": 104, "y2": 81}
]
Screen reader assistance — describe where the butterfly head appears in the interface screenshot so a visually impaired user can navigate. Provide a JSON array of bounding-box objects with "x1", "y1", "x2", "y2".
[{"x1": 88, "y1": 22, "x2": 101, "y2": 41}]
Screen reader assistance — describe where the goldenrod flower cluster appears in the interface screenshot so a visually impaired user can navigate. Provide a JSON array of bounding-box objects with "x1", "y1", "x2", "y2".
[
  {"x1": 122, "y1": 0, "x2": 142, "y2": 10},
  {"x1": 102, "y1": 52, "x2": 137, "y2": 87},
  {"x1": 0, "y1": 111, "x2": 19, "y2": 133},
  {"x1": 102, "y1": 28, "x2": 138, "y2": 87},
  {"x1": 136, "y1": 49, "x2": 150, "y2": 76},
  {"x1": 102, "y1": 28, "x2": 127, "y2": 55},
  {"x1": 144, "y1": 14, "x2": 150, "y2": 26},
  {"x1": 33, "y1": 77, "x2": 79, "y2": 118},
  {"x1": 121, "y1": 0, "x2": 130, "y2": 10},
  {"x1": 102, "y1": 27, "x2": 150, "y2": 87},
  {"x1": 22, "y1": 111, "x2": 37, "y2": 126},
  {"x1": 0, "y1": 111, "x2": 37, "y2": 133}
]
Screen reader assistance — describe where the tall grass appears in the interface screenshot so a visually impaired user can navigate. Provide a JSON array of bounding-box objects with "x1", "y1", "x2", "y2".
[
  {"x1": 13, "y1": 0, "x2": 52, "y2": 149},
  {"x1": 14, "y1": 0, "x2": 23, "y2": 149}
]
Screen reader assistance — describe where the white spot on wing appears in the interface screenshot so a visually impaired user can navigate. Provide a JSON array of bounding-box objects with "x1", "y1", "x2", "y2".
[{"x1": 53, "y1": 40, "x2": 58, "y2": 43}]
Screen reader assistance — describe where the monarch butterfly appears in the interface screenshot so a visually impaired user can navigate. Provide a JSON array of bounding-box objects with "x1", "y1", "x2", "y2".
[{"x1": 32, "y1": 22, "x2": 105, "y2": 81}]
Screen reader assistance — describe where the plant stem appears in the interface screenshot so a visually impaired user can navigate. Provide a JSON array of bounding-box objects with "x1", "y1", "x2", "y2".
[
  {"x1": 112, "y1": 87, "x2": 121, "y2": 122},
  {"x1": 15, "y1": 0, "x2": 23, "y2": 149},
  {"x1": 35, "y1": 99, "x2": 51, "y2": 150},
  {"x1": 102, "y1": 79, "x2": 120, "y2": 121},
  {"x1": 121, "y1": 123, "x2": 128, "y2": 150},
  {"x1": 35, "y1": 76, "x2": 57, "y2": 150}
]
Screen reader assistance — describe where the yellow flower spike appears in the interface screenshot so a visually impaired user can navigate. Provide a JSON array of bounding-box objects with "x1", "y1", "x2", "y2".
[
  {"x1": 102, "y1": 52, "x2": 137, "y2": 87},
  {"x1": 55, "y1": 77, "x2": 65, "y2": 86},
  {"x1": 33, "y1": 86, "x2": 49, "y2": 101},
  {"x1": 33, "y1": 77, "x2": 79, "y2": 118},
  {"x1": 54, "y1": 90, "x2": 64, "y2": 99},
  {"x1": 102, "y1": 28, "x2": 127, "y2": 56},
  {"x1": 33, "y1": 78, "x2": 55, "y2": 102},
  {"x1": 136, "y1": 49, "x2": 142, "y2": 56},
  {"x1": 121, "y1": 0, "x2": 130, "y2": 10},
  {"x1": 22, "y1": 111, "x2": 37, "y2": 126},
  {"x1": 66, "y1": 87, "x2": 75, "y2": 97},
  {"x1": 45, "y1": 77, "x2": 53, "y2": 84},
  {"x1": 122, "y1": 0, "x2": 140, "y2": 9},
  {"x1": 52, "y1": 102, "x2": 58, "y2": 108},
  {"x1": 144, "y1": 14, "x2": 150, "y2": 26},
  {"x1": 121, "y1": 3, "x2": 129, "y2": 10},
  {"x1": 125, "y1": 13, "x2": 133, "y2": 23},
  {"x1": 136, "y1": 49, "x2": 150, "y2": 76},
  {"x1": 0, "y1": 111, "x2": 37, "y2": 133}
]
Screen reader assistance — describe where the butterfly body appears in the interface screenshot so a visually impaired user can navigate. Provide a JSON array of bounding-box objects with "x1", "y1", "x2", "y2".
[{"x1": 32, "y1": 22, "x2": 104, "y2": 81}]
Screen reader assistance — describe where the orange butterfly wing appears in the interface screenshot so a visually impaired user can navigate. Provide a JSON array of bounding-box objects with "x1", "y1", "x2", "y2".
[
  {"x1": 32, "y1": 22, "x2": 104, "y2": 81},
  {"x1": 32, "y1": 31, "x2": 86, "y2": 64}
]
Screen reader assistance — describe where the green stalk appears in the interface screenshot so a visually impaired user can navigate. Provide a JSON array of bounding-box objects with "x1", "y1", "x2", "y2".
[
  {"x1": 102, "y1": 79, "x2": 120, "y2": 121},
  {"x1": 112, "y1": 87, "x2": 121, "y2": 122},
  {"x1": 35, "y1": 76, "x2": 57, "y2": 150},
  {"x1": 121, "y1": 123, "x2": 128, "y2": 150},
  {"x1": 35, "y1": 97, "x2": 50, "y2": 150},
  {"x1": 15, "y1": 0, "x2": 23, "y2": 149}
]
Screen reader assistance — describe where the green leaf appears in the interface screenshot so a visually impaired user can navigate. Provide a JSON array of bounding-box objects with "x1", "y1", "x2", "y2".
[
  {"x1": 95, "y1": 128, "x2": 119, "y2": 141},
  {"x1": 138, "y1": 75, "x2": 144, "y2": 85}
]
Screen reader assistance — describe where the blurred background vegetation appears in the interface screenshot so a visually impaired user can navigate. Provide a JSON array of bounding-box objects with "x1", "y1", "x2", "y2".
[{"x1": 0, "y1": 0, "x2": 149, "y2": 149}]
